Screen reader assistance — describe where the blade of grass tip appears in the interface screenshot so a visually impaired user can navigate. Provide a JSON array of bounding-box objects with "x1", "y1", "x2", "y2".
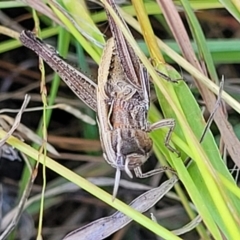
[
  {"x1": 0, "y1": 130, "x2": 181, "y2": 240},
  {"x1": 219, "y1": 0, "x2": 240, "y2": 21}
]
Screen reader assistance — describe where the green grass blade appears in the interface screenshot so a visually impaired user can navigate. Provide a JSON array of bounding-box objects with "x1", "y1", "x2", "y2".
[{"x1": 219, "y1": 0, "x2": 240, "y2": 21}]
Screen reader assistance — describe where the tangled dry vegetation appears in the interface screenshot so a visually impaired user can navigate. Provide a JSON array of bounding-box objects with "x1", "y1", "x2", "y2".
[{"x1": 0, "y1": 1, "x2": 240, "y2": 240}]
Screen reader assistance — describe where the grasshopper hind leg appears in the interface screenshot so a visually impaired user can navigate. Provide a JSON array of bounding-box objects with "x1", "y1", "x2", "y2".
[{"x1": 148, "y1": 119, "x2": 180, "y2": 156}]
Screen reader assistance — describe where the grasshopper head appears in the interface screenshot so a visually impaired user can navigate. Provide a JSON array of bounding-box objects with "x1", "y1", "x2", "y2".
[{"x1": 102, "y1": 129, "x2": 153, "y2": 199}]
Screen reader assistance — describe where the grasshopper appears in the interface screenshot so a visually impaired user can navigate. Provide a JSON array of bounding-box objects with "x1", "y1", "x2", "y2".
[
  {"x1": 98, "y1": 0, "x2": 177, "y2": 197},
  {"x1": 19, "y1": 1, "x2": 177, "y2": 199}
]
